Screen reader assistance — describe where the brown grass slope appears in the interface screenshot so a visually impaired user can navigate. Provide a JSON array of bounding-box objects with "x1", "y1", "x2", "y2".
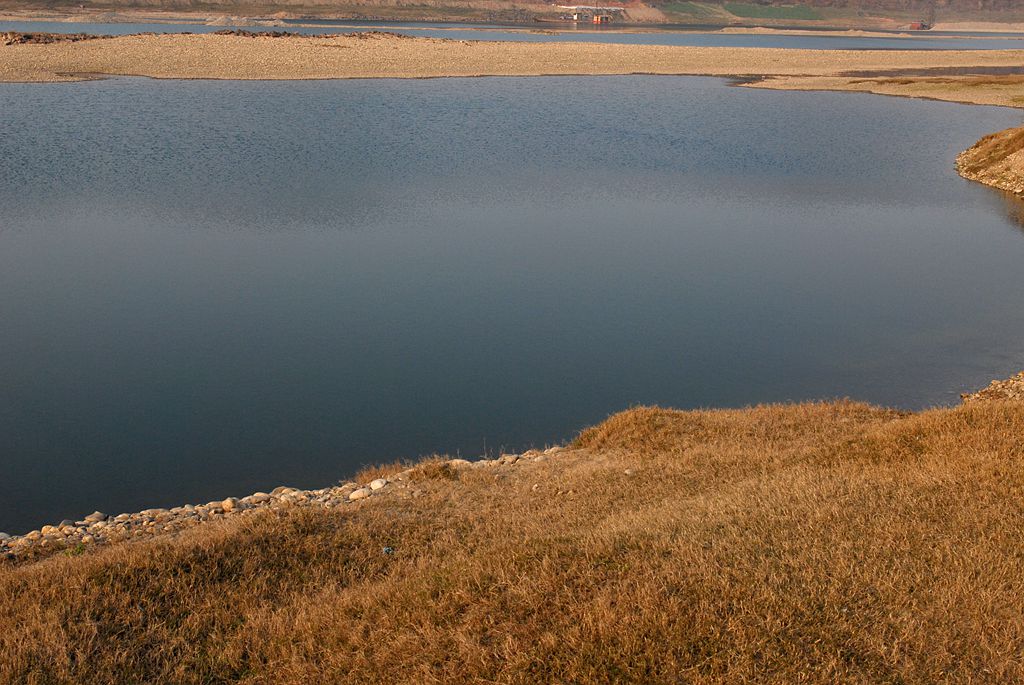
[
  {"x1": 957, "y1": 125, "x2": 1024, "y2": 195},
  {"x1": 3, "y1": 399, "x2": 1024, "y2": 683}
]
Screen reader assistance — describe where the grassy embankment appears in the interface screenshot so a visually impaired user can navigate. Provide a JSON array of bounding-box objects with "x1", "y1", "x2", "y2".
[
  {"x1": 957, "y1": 124, "x2": 1024, "y2": 194},
  {"x1": 3, "y1": 388, "x2": 1024, "y2": 682}
]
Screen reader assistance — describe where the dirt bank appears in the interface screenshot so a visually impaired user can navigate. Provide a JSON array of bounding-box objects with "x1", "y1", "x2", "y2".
[
  {"x1": 4, "y1": 32, "x2": 1024, "y2": 84},
  {"x1": 956, "y1": 126, "x2": 1024, "y2": 194}
]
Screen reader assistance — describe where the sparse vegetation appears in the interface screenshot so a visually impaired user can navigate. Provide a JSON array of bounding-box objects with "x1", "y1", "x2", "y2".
[
  {"x1": 958, "y1": 124, "x2": 1024, "y2": 176},
  {"x1": 660, "y1": 1, "x2": 724, "y2": 19},
  {"x1": 724, "y1": 2, "x2": 820, "y2": 20},
  {"x1": 957, "y1": 123, "x2": 1024, "y2": 195},
  {"x1": 3, "y1": 397, "x2": 1024, "y2": 683}
]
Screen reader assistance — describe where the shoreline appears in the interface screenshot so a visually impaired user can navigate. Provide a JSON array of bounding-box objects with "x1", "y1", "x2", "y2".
[
  {"x1": 0, "y1": 448, "x2": 569, "y2": 561},
  {"x1": 3, "y1": 373, "x2": 1022, "y2": 561},
  {"x1": 3, "y1": 33, "x2": 1024, "y2": 108}
]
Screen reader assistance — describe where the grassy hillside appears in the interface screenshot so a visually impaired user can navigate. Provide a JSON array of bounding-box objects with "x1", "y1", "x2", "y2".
[{"x1": 3, "y1": 393, "x2": 1024, "y2": 683}]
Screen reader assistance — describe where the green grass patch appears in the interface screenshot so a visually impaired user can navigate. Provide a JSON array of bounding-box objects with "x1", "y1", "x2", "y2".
[
  {"x1": 723, "y1": 2, "x2": 820, "y2": 20},
  {"x1": 661, "y1": 1, "x2": 721, "y2": 18}
]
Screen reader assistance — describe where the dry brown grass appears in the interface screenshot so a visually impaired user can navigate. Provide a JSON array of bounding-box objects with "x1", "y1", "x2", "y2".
[
  {"x1": 353, "y1": 455, "x2": 463, "y2": 484},
  {"x1": 351, "y1": 458, "x2": 414, "y2": 484},
  {"x1": 750, "y1": 71, "x2": 1024, "y2": 109},
  {"x1": 956, "y1": 123, "x2": 1024, "y2": 194},
  {"x1": 958, "y1": 124, "x2": 1024, "y2": 176},
  {"x1": 3, "y1": 399, "x2": 1024, "y2": 683}
]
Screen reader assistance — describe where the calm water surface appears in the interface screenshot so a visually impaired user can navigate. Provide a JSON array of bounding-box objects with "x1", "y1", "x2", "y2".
[
  {"x1": 4, "y1": 19, "x2": 1024, "y2": 49},
  {"x1": 1, "y1": 76, "x2": 1023, "y2": 533}
]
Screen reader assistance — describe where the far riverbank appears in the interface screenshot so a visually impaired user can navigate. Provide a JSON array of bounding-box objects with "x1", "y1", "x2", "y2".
[
  {"x1": 4, "y1": 32, "x2": 1024, "y2": 91},
  {"x1": 4, "y1": 32, "x2": 1024, "y2": 194}
]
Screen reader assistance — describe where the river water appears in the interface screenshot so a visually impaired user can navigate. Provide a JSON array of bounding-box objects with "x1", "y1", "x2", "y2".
[{"x1": 1, "y1": 76, "x2": 1022, "y2": 533}]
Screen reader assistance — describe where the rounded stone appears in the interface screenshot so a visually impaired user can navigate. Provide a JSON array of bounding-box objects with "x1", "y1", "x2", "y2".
[
  {"x1": 84, "y1": 511, "x2": 107, "y2": 523},
  {"x1": 221, "y1": 497, "x2": 239, "y2": 512},
  {"x1": 369, "y1": 478, "x2": 388, "y2": 491},
  {"x1": 348, "y1": 488, "x2": 371, "y2": 501},
  {"x1": 271, "y1": 486, "x2": 298, "y2": 497}
]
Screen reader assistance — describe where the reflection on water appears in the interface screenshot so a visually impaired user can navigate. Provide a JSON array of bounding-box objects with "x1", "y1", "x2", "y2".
[
  {"x1": 987, "y1": 187, "x2": 1024, "y2": 232},
  {"x1": 1, "y1": 76, "x2": 1023, "y2": 533}
]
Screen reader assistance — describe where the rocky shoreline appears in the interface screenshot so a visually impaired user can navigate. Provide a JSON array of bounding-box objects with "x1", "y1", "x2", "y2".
[
  {"x1": 7, "y1": 371, "x2": 1024, "y2": 563},
  {"x1": 6, "y1": 370, "x2": 1024, "y2": 564},
  {"x1": 956, "y1": 125, "x2": 1024, "y2": 196},
  {"x1": 0, "y1": 28, "x2": 410, "y2": 46},
  {"x1": 0, "y1": 31, "x2": 110, "y2": 46},
  {"x1": 961, "y1": 371, "x2": 1024, "y2": 402},
  {"x1": 0, "y1": 447, "x2": 566, "y2": 563}
]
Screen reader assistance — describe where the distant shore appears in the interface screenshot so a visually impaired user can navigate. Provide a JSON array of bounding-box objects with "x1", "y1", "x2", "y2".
[
  {"x1": 6, "y1": 4, "x2": 1024, "y2": 31},
  {"x1": 2, "y1": 32, "x2": 1023, "y2": 209},
  {"x1": 1, "y1": 32, "x2": 1023, "y2": 100}
]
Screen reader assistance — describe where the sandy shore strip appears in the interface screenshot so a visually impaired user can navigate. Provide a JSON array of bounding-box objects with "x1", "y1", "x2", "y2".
[{"x1": 2, "y1": 32, "x2": 1024, "y2": 99}]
